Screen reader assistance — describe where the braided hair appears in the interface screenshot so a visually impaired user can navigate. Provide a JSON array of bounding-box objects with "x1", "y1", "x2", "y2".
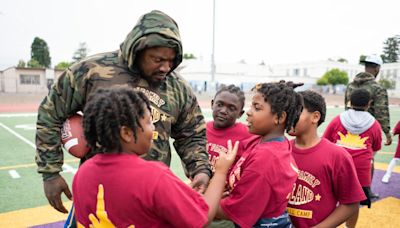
[
  {"x1": 83, "y1": 86, "x2": 151, "y2": 153},
  {"x1": 214, "y1": 84, "x2": 245, "y2": 109},
  {"x1": 252, "y1": 81, "x2": 303, "y2": 133}
]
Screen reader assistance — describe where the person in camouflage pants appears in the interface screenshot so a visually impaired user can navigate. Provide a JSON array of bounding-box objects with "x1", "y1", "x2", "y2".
[
  {"x1": 345, "y1": 56, "x2": 391, "y2": 199},
  {"x1": 35, "y1": 10, "x2": 211, "y2": 214}
]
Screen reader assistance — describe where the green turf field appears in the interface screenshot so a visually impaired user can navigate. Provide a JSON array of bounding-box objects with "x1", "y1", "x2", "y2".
[{"x1": 0, "y1": 107, "x2": 399, "y2": 213}]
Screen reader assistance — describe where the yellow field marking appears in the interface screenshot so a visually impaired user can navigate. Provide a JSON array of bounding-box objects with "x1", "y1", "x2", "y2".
[
  {"x1": 379, "y1": 151, "x2": 394, "y2": 155},
  {"x1": 339, "y1": 197, "x2": 400, "y2": 228},
  {"x1": 0, "y1": 201, "x2": 72, "y2": 228},
  {"x1": 375, "y1": 162, "x2": 400, "y2": 173},
  {"x1": 0, "y1": 159, "x2": 79, "y2": 170}
]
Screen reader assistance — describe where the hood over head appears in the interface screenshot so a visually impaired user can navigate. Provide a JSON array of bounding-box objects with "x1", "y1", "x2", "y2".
[
  {"x1": 119, "y1": 10, "x2": 183, "y2": 73},
  {"x1": 353, "y1": 72, "x2": 375, "y2": 85}
]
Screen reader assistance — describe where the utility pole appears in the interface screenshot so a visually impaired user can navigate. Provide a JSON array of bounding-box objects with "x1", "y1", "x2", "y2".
[{"x1": 211, "y1": 0, "x2": 216, "y2": 84}]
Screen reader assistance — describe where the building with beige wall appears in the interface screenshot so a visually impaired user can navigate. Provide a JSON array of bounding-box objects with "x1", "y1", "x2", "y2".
[{"x1": 0, "y1": 67, "x2": 63, "y2": 93}]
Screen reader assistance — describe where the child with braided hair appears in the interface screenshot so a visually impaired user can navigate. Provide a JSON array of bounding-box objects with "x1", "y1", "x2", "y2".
[
  {"x1": 214, "y1": 81, "x2": 303, "y2": 228},
  {"x1": 72, "y1": 86, "x2": 239, "y2": 228}
]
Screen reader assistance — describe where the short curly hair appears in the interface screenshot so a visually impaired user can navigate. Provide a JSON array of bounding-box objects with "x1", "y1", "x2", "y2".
[
  {"x1": 350, "y1": 88, "x2": 371, "y2": 110},
  {"x1": 83, "y1": 86, "x2": 151, "y2": 153},
  {"x1": 298, "y1": 90, "x2": 326, "y2": 126},
  {"x1": 214, "y1": 84, "x2": 245, "y2": 109}
]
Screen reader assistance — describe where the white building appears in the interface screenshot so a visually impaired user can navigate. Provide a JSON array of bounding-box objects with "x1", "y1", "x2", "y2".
[{"x1": 1, "y1": 60, "x2": 400, "y2": 94}]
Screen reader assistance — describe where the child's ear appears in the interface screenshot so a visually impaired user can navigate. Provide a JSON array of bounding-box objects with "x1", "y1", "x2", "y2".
[
  {"x1": 211, "y1": 99, "x2": 214, "y2": 108},
  {"x1": 312, "y1": 111, "x2": 321, "y2": 125},
  {"x1": 275, "y1": 112, "x2": 287, "y2": 125},
  {"x1": 238, "y1": 110, "x2": 245, "y2": 119},
  {"x1": 367, "y1": 100, "x2": 372, "y2": 110},
  {"x1": 120, "y1": 126, "x2": 133, "y2": 143}
]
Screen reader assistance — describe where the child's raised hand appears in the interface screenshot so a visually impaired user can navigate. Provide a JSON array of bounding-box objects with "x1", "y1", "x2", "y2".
[{"x1": 214, "y1": 140, "x2": 239, "y2": 175}]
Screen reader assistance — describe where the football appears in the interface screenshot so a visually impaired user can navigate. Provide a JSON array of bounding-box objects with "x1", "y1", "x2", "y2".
[{"x1": 61, "y1": 114, "x2": 90, "y2": 158}]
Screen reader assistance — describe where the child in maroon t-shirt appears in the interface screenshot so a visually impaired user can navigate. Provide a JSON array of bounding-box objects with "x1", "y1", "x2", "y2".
[
  {"x1": 207, "y1": 84, "x2": 258, "y2": 228},
  {"x1": 72, "y1": 87, "x2": 239, "y2": 228},
  {"x1": 288, "y1": 90, "x2": 365, "y2": 228},
  {"x1": 324, "y1": 88, "x2": 381, "y2": 203},
  {"x1": 214, "y1": 81, "x2": 303, "y2": 228},
  {"x1": 382, "y1": 120, "x2": 400, "y2": 183},
  {"x1": 207, "y1": 84, "x2": 258, "y2": 177}
]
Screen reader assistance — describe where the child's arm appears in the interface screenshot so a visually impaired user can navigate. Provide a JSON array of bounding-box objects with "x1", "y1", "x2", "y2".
[
  {"x1": 312, "y1": 203, "x2": 358, "y2": 228},
  {"x1": 393, "y1": 121, "x2": 400, "y2": 135},
  {"x1": 203, "y1": 140, "x2": 239, "y2": 226}
]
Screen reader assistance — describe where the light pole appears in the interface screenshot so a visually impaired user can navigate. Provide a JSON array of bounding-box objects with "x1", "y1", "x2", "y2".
[{"x1": 211, "y1": 0, "x2": 216, "y2": 86}]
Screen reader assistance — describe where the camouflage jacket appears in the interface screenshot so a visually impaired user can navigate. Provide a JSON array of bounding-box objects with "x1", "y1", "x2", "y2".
[
  {"x1": 345, "y1": 72, "x2": 390, "y2": 136},
  {"x1": 35, "y1": 10, "x2": 210, "y2": 180}
]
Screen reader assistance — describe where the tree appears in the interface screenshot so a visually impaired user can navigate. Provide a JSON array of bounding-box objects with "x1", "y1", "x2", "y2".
[
  {"x1": 55, "y1": 61, "x2": 72, "y2": 70},
  {"x1": 72, "y1": 42, "x2": 89, "y2": 62},
  {"x1": 27, "y1": 59, "x2": 42, "y2": 68},
  {"x1": 31, "y1": 37, "x2": 51, "y2": 67},
  {"x1": 382, "y1": 36, "x2": 399, "y2": 63},
  {"x1": 379, "y1": 78, "x2": 396, "y2": 90},
  {"x1": 316, "y1": 77, "x2": 328, "y2": 86},
  {"x1": 317, "y1": 68, "x2": 349, "y2": 94},
  {"x1": 183, "y1": 53, "x2": 196, "y2": 60},
  {"x1": 17, "y1": 59, "x2": 26, "y2": 67}
]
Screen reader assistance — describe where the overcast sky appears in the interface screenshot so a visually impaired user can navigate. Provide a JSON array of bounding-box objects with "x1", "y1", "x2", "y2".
[{"x1": 1, "y1": 0, "x2": 399, "y2": 70}]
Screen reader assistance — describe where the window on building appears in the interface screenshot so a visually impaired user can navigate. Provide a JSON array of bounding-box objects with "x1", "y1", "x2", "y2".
[
  {"x1": 294, "y1": 68, "x2": 300, "y2": 76},
  {"x1": 303, "y1": 68, "x2": 308, "y2": 77},
  {"x1": 20, "y1": 74, "x2": 40, "y2": 85}
]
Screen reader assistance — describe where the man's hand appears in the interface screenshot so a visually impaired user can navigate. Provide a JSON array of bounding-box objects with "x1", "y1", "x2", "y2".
[
  {"x1": 385, "y1": 133, "x2": 392, "y2": 146},
  {"x1": 190, "y1": 172, "x2": 210, "y2": 194},
  {"x1": 44, "y1": 175, "x2": 72, "y2": 213}
]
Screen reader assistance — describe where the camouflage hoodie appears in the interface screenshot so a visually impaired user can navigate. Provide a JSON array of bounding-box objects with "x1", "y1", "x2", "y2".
[
  {"x1": 345, "y1": 72, "x2": 390, "y2": 136},
  {"x1": 35, "y1": 10, "x2": 210, "y2": 180}
]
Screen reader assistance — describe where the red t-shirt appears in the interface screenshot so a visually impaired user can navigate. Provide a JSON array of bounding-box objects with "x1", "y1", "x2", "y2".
[
  {"x1": 73, "y1": 154, "x2": 208, "y2": 228},
  {"x1": 394, "y1": 121, "x2": 400, "y2": 158},
  {"x1": 288, "y1": 138, "x2": 366, "y2": 228},
  {"x1": 323, "y1": 115, "x2": 382, "y2": 186},
  {"x1": 206, "y1": 121, "x2": 258, "y2": 175},
  {"x1": 221, "y1": 139, "x2": 298, "y2": 228}
]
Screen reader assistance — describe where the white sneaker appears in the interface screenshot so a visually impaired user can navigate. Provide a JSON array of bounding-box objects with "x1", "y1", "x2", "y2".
[{"x1": 382, "y1": 174, "x2": 390, "y2": 183}]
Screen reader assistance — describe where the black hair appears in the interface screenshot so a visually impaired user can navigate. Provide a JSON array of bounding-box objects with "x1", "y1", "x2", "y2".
[
  {"x1": 298, "y1": 90, "x2": 326, "y2": 126},
  {"x1": 350, "y1": 88, "x2": 371, "y2": 111},
  {"x1": 83, "y1": 86, "x2": 151, "y2": 153},
  {"x1": 252, "y1": 81, "x2": 303, "y2": 133},
  {"x1": 214, "y1": 84, "x2": 245, "y2": 109},
  {"x1": 365, "y1": 62, "x2": 380, "y2": 68}
]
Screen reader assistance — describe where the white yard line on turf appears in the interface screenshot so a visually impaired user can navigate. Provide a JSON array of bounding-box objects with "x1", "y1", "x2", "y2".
[
  {"x1": 0, "y1": 113, "x2": 37, "y2": 118},
  {"x1": 0, "y1": 122, "x2": 36, "y2": 149}
]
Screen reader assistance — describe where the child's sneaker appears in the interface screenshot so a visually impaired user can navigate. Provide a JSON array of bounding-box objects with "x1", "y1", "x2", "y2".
[{"x1": 381, "y1": 174, "x2": 390, "y2": 184}]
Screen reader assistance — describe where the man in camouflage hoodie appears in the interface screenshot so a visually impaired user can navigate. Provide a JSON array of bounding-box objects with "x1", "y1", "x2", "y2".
[
  {"x1": 35, "y1": 10, "x2": 211, "y2": 214},
  {"x1": 345, "y1": 55, "x2": 391, "y2": 199},
  {"x1": 345, "y1": 55, "x2": 391, "y2": 145}
]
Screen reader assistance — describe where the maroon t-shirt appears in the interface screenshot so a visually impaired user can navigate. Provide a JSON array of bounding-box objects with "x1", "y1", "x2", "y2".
[
  {"x1": 73, "y1": 154, "x2": 208, "y2": 228},
  {"x1": 394, "y1": 121, "x2": 400, "y2": 158},
  {"x1": 323, "y1": 116, "x2": 382, "y2": 186},
  {"x1": 221, "y1": 139, "x2": 298, "y2": 228},
  {"x1": 288, "y1": 139, "x2": 366, "y2": 228},
  {"x1": 206, "y1": 121, "x2": 257, "y2": 175}
]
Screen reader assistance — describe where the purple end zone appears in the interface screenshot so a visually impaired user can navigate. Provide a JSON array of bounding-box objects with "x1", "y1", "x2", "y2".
[
  {"x1": 371, "y1": 169, "x2": 400, "y2": 201},
  {"x1": 30, "y1": 221, "x2": 65, "y2": 228}
]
